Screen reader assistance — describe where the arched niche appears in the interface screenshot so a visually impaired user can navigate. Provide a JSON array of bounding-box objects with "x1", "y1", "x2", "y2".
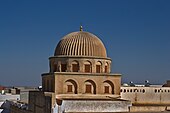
[
  {"x1": 65, "y1": 79, "x2": 78, "y2": 94},
  {"x1": 84, "y1": 61, "x2": 92, "y2": 73},
  {"x1": 104, "y1": 62, "x2": 109, "y2": 73},
  {"x1": 103, "y1": 80, "x2": 114, "y2": 94},
  {"x1": 96, "y1": 61, "x2": 102, "y2": 73},
  {"x1": 71, "y1": 60, "x2": 79, "y2": 72},
  {"x1": 84, "y1": 80, "x2": 96, "y2": 94}
]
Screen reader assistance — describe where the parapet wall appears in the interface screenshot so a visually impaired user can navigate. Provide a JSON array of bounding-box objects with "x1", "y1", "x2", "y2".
[
  {"x1": 129, "y1": 106, "x2": 167, "y2": 112},
  {"x1": 121, "y1": 87, "x2": 170, "y2": 105},
  {"x1": 53, "y1": 99, "x2": 131, "y2": 113}
]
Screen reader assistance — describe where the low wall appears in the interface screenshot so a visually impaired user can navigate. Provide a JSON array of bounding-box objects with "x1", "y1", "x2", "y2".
[
  {"x1": 130, "y1": 106, "x2": 168, "y2": 112},
  {"x1": 0, "y1": 94, "x2": 20, "y2": 101},
  {"x1": 53, "y1": 99, "x2": 131, "y2": 113}
]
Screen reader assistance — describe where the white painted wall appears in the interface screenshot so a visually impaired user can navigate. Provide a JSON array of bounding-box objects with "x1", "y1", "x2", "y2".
[
  {"x1": 121, "y1": 87, "x2": 170, "y2": 104},
  {"x1": 0, "y1": 94, "x2": 20, "y2": 113}
]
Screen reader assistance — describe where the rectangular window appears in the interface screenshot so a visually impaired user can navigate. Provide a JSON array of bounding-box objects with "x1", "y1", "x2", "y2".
[
  {"x1": 104, "y1": 86, "x2": 109, "y2": 93},
  {"x1": 85, "y1": 84, "x2": 91, "y2": 93},
  {"x1": 67, "y1": 85, "x2": 72, "y2": 92},
  {"x1": 61, "y1": 64, "x2": 67, "y2": 72},
  {"x1": 72, "y1": 64, "x2": 79, "y2": 72},
  {"x1": 96, "y1": 65, "x2": 101, "y2": 73},
  {"x1": 105, "y1": 66, "x2": 107, "y2": 73},
  {"x1": 85, "y1": 65, "x2": 90, "y2": 73}
]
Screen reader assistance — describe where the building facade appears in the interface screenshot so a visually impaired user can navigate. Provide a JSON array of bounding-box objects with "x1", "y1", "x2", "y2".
[{"x1": 121, "y1": 84, "x2": 170, "y2": 112}]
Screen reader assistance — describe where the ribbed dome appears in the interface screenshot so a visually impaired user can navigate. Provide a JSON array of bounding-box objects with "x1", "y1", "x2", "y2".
[{"x1": 54, "y1": 31, "x2": 107, "y2": 57}]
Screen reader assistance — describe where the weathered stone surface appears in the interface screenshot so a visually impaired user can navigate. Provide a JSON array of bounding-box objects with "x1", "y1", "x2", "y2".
[{"x1": 58, "y1": 100, "x2": 131, "y2": 113}]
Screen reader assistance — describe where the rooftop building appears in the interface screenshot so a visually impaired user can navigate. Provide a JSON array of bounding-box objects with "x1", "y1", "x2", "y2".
[{"x1": 10, "y1": 27, "x2": 131, "y2": 113}]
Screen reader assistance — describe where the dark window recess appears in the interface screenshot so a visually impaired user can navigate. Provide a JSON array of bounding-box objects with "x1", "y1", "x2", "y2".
[
  {"x1": 72, "y1": 64, "x2": 79, "y2": 72},
  {"x1": 67, "y1": 85, "x2": 72, "y2": 92},
  {"x1": 105, "y1": 66, "x2": 107, "y2": 73},
  {"x1": 85, "y1": 65, "x2": 91, "y2": 73},
  {"x1": 86, "y1": 84, "x2": 92, "y2": 93},
  {"x1": 96, "y1": 65, "x2": 101, "y2": 73},
  {"x1": 61, "y1": 64, "x2": 67, "y2": 72},
  {"x1": 53, "y1": 64, "x2": 57, "y2": 72},
  {"x1": 104, "y1": 86, "x2": 109, "y2": 93}
]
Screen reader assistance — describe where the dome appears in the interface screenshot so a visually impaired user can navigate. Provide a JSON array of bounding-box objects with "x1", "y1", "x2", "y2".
[{"x1": 54, "y1": 29, "x2": 107, "y2": 57}]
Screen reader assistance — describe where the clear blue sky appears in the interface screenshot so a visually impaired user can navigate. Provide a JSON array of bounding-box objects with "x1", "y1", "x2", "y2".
[{"x1": 0, "y1": 0, "x2": 170, "y2": 86}]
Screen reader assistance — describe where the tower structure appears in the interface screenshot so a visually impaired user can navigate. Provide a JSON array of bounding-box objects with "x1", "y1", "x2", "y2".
[
  {"x1": 42, "y1": 27, "x2": 121, "y2": 97},
  {"x1": 11, "y1": 27, "x2": 131, "y2": 113},
  {"x1": 40, "y1": 27, "x2": 129, "y2": 113}
]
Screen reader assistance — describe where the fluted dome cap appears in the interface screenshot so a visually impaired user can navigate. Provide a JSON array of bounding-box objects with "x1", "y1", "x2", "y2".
[{"x1": 54, "y1": 30, "x2": 107, "y2": 57}]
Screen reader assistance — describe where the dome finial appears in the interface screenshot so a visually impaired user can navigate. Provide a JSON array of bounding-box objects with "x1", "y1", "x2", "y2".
[{"x1": 80, "y1": 25, "x2": 83, "y2": 31}]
